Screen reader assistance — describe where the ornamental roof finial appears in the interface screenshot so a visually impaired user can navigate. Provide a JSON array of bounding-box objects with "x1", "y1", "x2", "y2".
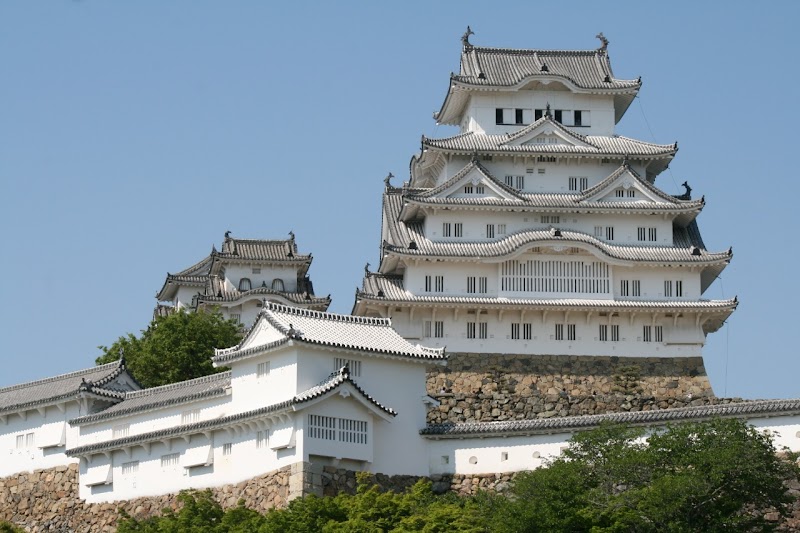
[
  {"x1": 384, "y1": 172, "x2": 394, "y2": 187},
  {"x1": 461, "y1": 26, "x2": 474, "y2": 50},
  {"x1": 224, "y1": 230, "x2": 231, "y2": 239},
  {"x1": 681, "y1": 181, "x2": 692, "y2": 198},
  {"x1": 596, "y1": 32, "x2": 609, "y2": 51},
  {"x1": 364, "y1": 262, "x2": 370, "y2": 275},
  {"x1": 288, "y1": 230, "x2": 295, "y2": 242},
  {"x1": 545, "y1": 103, "x2": 552, "y2": 118}
]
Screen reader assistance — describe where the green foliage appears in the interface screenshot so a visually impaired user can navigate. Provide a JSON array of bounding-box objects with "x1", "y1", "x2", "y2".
[
  {"x1": 0, "y1": 522, "x2": 24, "y2": 533},
  {"x1": 115, "y1": 419, "x2": 799, "y2": 532},
  {"x1": 496, "y1": 418, "x2": 798, "y2": 533},
  {"x1": 96, "y1": 308, "x2": 241, "y2": 388}
]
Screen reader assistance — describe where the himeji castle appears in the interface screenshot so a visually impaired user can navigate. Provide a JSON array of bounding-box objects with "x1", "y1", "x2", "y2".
[
  {"x1": 354, "y1": 29, "x2": 736, "y2": 358},
  {"x1": 156, "y1": 232, "x2": 331, "y2": 325}
]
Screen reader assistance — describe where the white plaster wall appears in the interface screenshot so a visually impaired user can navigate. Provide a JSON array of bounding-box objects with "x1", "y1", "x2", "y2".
[
  {"x1": 223, "y1": 265, "x2": 299, "y2": 293},
  {"x1": 230, "y1": 349, "x2": 298, "y2": 411},
  {"x1": 464, "y1": 91, "x2": 616, "y2": 136},
  {"x1": 0, "y1": 402, "x2": 83, "y2": 477},
  {"x1": 74, "y1": 394, "x2": 232, "y2": 448},
  {"x1": 78, "y1": 424, "x2": 301, "y2": 503},
  {"x1": 175, "y1": 286, "x2": 200, "y2": 309},
  {"x1": 302, "y1": 396, "x2": 374, "y2": 464}
]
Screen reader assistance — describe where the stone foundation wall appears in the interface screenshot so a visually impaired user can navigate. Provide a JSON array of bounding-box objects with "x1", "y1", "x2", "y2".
[
  {"x1": 426, "y1": 353, "x2": 734, "y2": 424},
  {"x1": 0, "y1": 463, "x2": 292, "y2": 532}
]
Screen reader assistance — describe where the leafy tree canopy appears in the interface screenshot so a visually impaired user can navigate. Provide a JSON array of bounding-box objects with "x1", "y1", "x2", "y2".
[{"x1": 96, "y1": 308, "x2": 242, "y2": 388}]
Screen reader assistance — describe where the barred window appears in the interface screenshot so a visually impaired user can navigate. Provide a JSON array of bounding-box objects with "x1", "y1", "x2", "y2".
[
  {"x1": 121, "y1": 461, "x2": 139, "y2": 475},
  {"x1": 599, "y1": 324, "x2": 608, "y2": 341},
  {"x1": 181, "y1": 409, "x2": 200, "y2": 424},
  {"x1": 113, "y1": 424, "x2": 130, "y2": 438},
  {"x1": 478, "y1": 322, "x2": 488, "y2": 339},
  {"x1": 339, "y1": 418, "x2": 368, "y2": 444},
  {"x1": 334, "y1": 357, "x2": 362, "y2": 377},
  {"x1": 555, "y1": 324, "x2": 564, "y2": 341},
  {"x1": 643, "y1": 325, "x2": 652, "y2": 342},
  {"x1": 486, "y1": 224, "x2": 495, "y2": 238},
  {"x1": 256, "y1": 431, "x2": 268, "y2": 449},
  {"x1": 222, "y1": 443, "x2": 232, "y2": 456},
  {"x1": 466, "y1": 322, "x2": 476, "y2": 339},
  {"x1": 611, "y1": 325, "x2": 620, "y2": 342},
  {"x1": 567, "y1": 324, "x2": 576, "y2": 341},
  {"x1": 161, "y1": 453, "x2": 179, "y2": 468},
  {"x1": 307, "y1": 414, "x2": 337, "y2": 440},
  {"x1": 511, "y1": 323, "x2": 520, "y2": 340},
  {"x1": 257, "y1": 361, "x2": 270, "y2": 378},
  {"x1": 435, "y1": 276, "x2": 444, "y2": 292},
  {"x1": 523, "y1": 323, "x2": 532, "y2": 340},
  {"x1": 442, "y1": 222, "x2": 452, "y2": 237},
  {"x1": 454, "y1": 223, "x2": 463, "y2": 237}
]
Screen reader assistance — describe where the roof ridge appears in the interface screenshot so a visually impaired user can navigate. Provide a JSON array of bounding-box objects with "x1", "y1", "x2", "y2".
[
  {"x1": 123, "y1": 371, "x2": 231, "y2": 399},
  {"x1": 264, "y1": 302, "x2": 391, "y2": 327},
  {"x1": 471, "y1": 46, "x2": 602, "y2": 56},
  {"x1": 0, "y1": 361, "x2": 121, "y2": 394}
]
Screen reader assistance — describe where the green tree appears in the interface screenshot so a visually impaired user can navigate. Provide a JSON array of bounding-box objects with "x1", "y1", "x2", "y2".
[
  {"x1": 0, "y1": 522, "x2": 25, "y2": 533},
  {"x1": 495, "y1": 418, "x2": 799, "y2": 533},
  {"x1": 96, "y1": 309, "x2": 241, "y2": 388}
]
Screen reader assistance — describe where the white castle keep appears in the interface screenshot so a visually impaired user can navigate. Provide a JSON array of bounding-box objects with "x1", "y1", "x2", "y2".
[
  {"x1": 354, "y1": 29, "x2": 735, "y2": 358},
  {"x1": 1, "y1": 32, "x2": 798, "y2": 506}
]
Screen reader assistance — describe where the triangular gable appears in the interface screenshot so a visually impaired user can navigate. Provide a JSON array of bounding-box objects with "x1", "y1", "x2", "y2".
[
  {"x1": 412, "y1": 160, "x2": 526, "y2": 202},
  {"x1": 580, "y1": 165, "x2": 680, "y2": 205},
  {"x1": 231, "y1": 311, "x2": 288, "y2": 353},
  {"x1": 293, "y1": 374, "x2": 397, "y2": 423},
  {"x1": 501, "y1": 116, "x2": 596, "y2": 149}
]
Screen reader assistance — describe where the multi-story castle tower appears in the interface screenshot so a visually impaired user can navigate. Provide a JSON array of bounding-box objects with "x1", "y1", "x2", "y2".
[
  {"x1": 354, "y1": 30, "x2": 735, "y2": 359},
  {"x1": 156, "y1": 232, "x2": 330, "y2": 325}
]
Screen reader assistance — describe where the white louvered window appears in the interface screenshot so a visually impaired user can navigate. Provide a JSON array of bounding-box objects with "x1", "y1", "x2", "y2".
[
  {"x1": 112, "y1": 424, "x2": 130, "y2": 438},
  {"x1": 424, "y1": 275, "x2": 431, "y2": 292},
  {"x1": 655, "y1": 326, "x2": 663, "y2": 342},
  {"x1": 161, "y1": 453, "x2": 179, "y2": 468},
  {"x1": 637, "y1": 227, "x2": 646, "y2": 241},
  {"x1": 676, "y1": 280, "x2": 683, "y2": 297},
  {"x1": 257, "y1": 361, "x2": 270, "y2": 378},
  {"x1": 423, "y1": 320, "x2": 431, "y2": 338},
  {"x1": 615, "y1": 189, "x2": 625, "y2": 198},
  {"x1": 511, "y1": 323, "x2": 520, "y2": 340},
  {"x1": 486, "y1": 224, "x2": 495, "y2": 238},
  {"x1": 466, "y1": 322, "x2": 476, "y2": 339},
  {"x1": 464, "y1": 185, "x2": 473, "y2": 194},
  {"x1": 339, "y1": 418, "x2": 368, "y2": 444},
  {"x1": 475, "y1": 184, "x2": 485, "y2": 194},
  {"x1": 308, "y1": 414, "x2": 337, "y2": 441},
  {"x1": 541, "y1": 215, "x2": 560, "y2": 224},
  {"x1": 15, "y1": 434, "x2": 24, "y2": 449},
  {"x1": 627, "y1": 190, "x2": 635, "y2": 198},
  {"x1": 334, "y1": 357, "x2": 361, "y2": 377},
  {"x1": 497, "y1": 224, "x2": 506, "y2": 235},
  {"x1": 555, "y1": 324, "x2": 564, "y2": 341},
  {"x1": 599, "y1": 324, "x2": 608, "y2": 341},
  {"x1": 222, "y1": 443, "x2": 232, "y2": 456},
  {"x1": 454, "y1": 223, "x2": 463, "y2": 237},
  {"x1": 239, "y1": 278, "x2": 251, "y2": 291},
  {"x1": 256, "y1": 431, "x2": 268, "y2": 449},
  {"x1": 611, "y1": 325, "x2": 620, "y2": 342},
  {"x1": 467, "y1": 276, "x2": 476, "y2": 293},
  {"x1": 478, "y1": 277, "x2": 488, "y2": 293},
  {"x1": 516, "y1": 175, "x2": 525, "y2": 190},
  {"x1": 567, "y1": 324, "x2": 576, "y2": 341},
  {"x1": 664, "y1": 280, "x2": 673, "y2": 297},
  {"x1": 523, "y1": 323, "x2": 532, "y2": 340},
  {"x1": 568, "y1": 177, "x2": 588, "y2": 191},
  {"x1": 272, "y1": 278, "x2": 285, "y2": 291},
  {"x1": 620, "y1": 280, "x2": 630, "y2": 297},
  {"x1": 121, "y1": 461, "x2": 139, "y2": 475},
  {"x1": 501, "y1": 259, "x2": 610, "y2": 295},
  {"x1": 505, "y1": 175, "x2": 514, "y2": 187},
  {"x1": 434, "y1": 321, "x2": 444, "y2": 338},
  {"x1": 643, "y1": 325, "x2": 652, "y2": 343},
  {"x1": 25, "y1": 433, "x2": 34, "y2": 447},
  {"x1": 230, "y1": 313, "x2": 241, "y2": 324},
  {"x1": 181, "y1": 409, "x2": 200, "y2": 424},
  {"x1": 632, "y1": 280, "x2": 641, "y2": 297},
  {"x1": 594, "y1": 226, "x2": 603, "y2": 238},
  {"x1": 648, "y1": 227, "x2": 657, "y2": 241},
  {"x1": 606, "y1": 227, "x2": 615, "y2": 240},
  {"x1": 443, "y1": 223, "x2": 452, "y2": 237},
  {"x1": 478, "y1": 322, "x2": 488, "y2": 339},
  {"x1": 435, "y1": 275, "x2": 444, "y2": 292}
]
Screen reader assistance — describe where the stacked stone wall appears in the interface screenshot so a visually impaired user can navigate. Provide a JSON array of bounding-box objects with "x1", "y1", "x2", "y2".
[
  {"x1": 426, "y1": 353, "x2": 739, "y2": 424},
  {"x1": 0, "y1": 463, "x2": 291, "y2": 532}
]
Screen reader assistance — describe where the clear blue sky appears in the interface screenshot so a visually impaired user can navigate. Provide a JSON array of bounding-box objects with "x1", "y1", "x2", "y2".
[{"x1": 2, "y1": 1, "x2": 797, "y2": 399}]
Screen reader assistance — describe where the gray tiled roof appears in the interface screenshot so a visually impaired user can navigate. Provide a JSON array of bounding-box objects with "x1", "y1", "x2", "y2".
[
  {"x1": 421, "y1": 398, "x2": 800, "y2": 438},
  {"x1": 382, "y1": 192, "x2": 729, "y2": 266},
  {"x1": 197, "y1": 279, "x2": 331, "y2": 309},
  {"x1": 70, "y1": 371, "x2": 231, "y2": 426},
  {"x1": 0, "y1": 361, "x2": 133, "y2": 415},
  {"x1": 455, "y1": 45, "x2": 640, "y2": 90},
  {"x1": 67, "y1": 368, "x2": 395, "y2": 457},
  {"x1": 402, "y1": 160, "x2": 702, "y2": 215},
  {"x1": 422, "y1": 124, "x2": 675, "y2": 157},
  {"x1": 213, "y1": 302, "x2": 446, "y2": 364},
  {"x1": 357, "y1": 271, "x2": 737, "y2": 312},
  {"x1": 218, "y1": 235, "x2": 311, "y2": 263}
]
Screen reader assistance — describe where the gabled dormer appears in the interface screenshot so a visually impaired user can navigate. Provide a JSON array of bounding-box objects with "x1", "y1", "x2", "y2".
[
  {"x1": 580, "y1": 164, "x2": 695, "y2": 206},
  {"x1": 501, "y1": 114, "x2": 596, "y2": 150}
]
